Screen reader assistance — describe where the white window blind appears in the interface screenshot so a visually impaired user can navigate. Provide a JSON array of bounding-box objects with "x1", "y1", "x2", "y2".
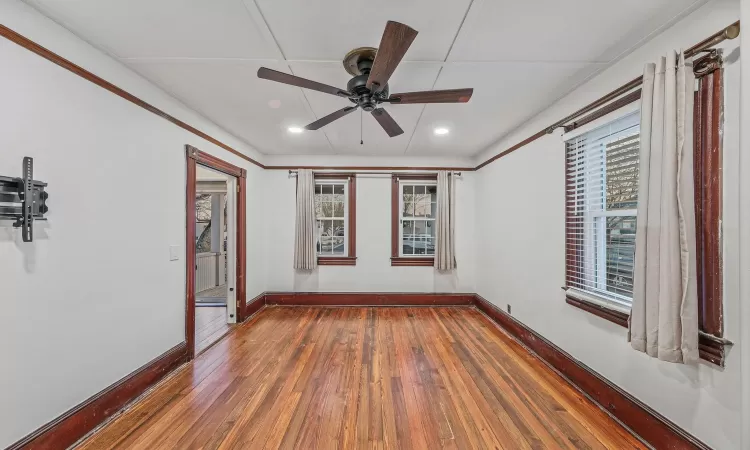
[
  {"x1": 565, "y1": 112, "x2": 640, "y2": 309},
  {"x1": 314, "y1": 180, "x2": 348, "y2": 256}
]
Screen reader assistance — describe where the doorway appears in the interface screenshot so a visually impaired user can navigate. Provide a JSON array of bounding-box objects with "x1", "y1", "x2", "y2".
[{"x1": 186, "y1": 145, "x2": 247, "y2": 359}]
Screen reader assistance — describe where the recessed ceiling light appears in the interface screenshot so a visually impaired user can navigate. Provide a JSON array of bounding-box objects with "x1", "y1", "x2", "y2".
[
  {"x1": 434, "y1": 127, "x2": 450, "y2": 136},
  {"x1": 288, "y1": 126, "x2": 303, "y2": 134}
]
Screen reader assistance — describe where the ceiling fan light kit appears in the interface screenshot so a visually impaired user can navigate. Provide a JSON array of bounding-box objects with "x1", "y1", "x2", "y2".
[{"x1": 257, "y1": 21, "x2": 474, "y2": 139}]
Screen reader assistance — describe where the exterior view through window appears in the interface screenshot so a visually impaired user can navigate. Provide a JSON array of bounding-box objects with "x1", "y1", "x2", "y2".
[
  {"x1": 400, "y1": 182, "x2": 437, "y2": 256},
  {"x1": 314, "y1": 180, "x2": 348, "y2": 256},
  {"x1": 565, "y1": 112, "x2": 640, "y2": 309}
]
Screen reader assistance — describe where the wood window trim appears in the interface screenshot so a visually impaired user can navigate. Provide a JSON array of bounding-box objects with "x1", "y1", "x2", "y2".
[
  {"x1": 565, "y1": 52, "x2": 728, "y2": 366},
  {"x1": 391, "y1": 174, "x2": 437, "y2": 266},
  {"x1": 314, "y1": 173, "x2": 357, "y2": 266}
]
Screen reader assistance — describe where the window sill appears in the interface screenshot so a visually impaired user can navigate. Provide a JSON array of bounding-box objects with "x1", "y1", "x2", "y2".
[
  {"x1": 391, "y1": 257, "x2": 434, "y2": 267},
  {"x1": 565, "y1": 293, "x2": 731, "y2": 367},
  {"x1": 565, "y1": 295, "x2": 629, "y2": 328},
  {"x1": 317, "y1": 256, "x2": 357, "y2": 266}
]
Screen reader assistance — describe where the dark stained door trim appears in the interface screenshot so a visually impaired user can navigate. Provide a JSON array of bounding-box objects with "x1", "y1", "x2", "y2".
[{"x1": 186, "y1": 145, "x2": 248, "y2": 359}]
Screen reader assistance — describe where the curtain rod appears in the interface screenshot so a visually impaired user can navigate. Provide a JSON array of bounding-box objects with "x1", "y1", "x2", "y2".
[
  {"x1": 543, "y1": 21, "x2": 740, "y2": 136},
  {"x1": 474, "y1": 20, "x2": 740, "y2": 170},
  {"x1": 288, "y1": 170, "x2": 461, "y2": 176}
]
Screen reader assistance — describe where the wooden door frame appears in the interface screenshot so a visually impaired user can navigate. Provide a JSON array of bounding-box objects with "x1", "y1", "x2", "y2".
[{"x1": 186, "y1": 145, "x2": 247, "y2": 359}]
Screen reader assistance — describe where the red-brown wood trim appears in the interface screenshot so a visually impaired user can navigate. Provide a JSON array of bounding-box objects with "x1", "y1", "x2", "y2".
[
  {"x1": 185, "y1": 155, "x2": 197, "y2": 359},
  {"x1": 8, "y1": 342, "x2": 188, "y2": 450},
  {"x1": 391, "y1": 174, "x2": 438, "y2": 265},
  {"x1": 0, "y1": 25, "x2": 264, "y2": 170},
  {"x1": 390, "y1": 257, "x2": 435, "y2": 267},
  {"x1": 565, "y1": 296, "x2": 629, "y2": 328},
  {"x1": 186, "y1": 146, "x2": 249, "y2": 355},
  {"x1": 391, "y1": 175, "x2": 399, "y2": 259},
  {"x1": 244, "y1": 292, "x2": 266, "y2": 319},
  {"x1": 565, "y1": 295, "x2": 727, "y2": 365},
  {"x1": 694, "y1": 69, "x2": 724, "y2": 340},
  {"x1": 318, "y1": 256, "x2": 357, "y2": 266},
  {"x1": 236, "y1": 175, "x2": 247, "y2": 322},
  {"x1": 474, "y1": 295, "x2": 711, "y2": 450},
  {"x1": 265, "y1": 292, "x2": 474, "y2": 306},
  {"x1": 268, "y1": 165, "x2": 474, "y2": 171},
  {"x1": 563, "y1": 89, "x2": 642, "y2": 133},
  {"x1": 314, "y1": 173, "x2": 357, "y2": 264},
  {"x1": 187, "y1": 145, "x2": 246, "y2": 178},
  {"x1": 474, "y1": 21, "x2": 739, "y2": 171}
]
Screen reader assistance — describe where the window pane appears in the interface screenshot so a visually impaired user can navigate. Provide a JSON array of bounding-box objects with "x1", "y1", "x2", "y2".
[
  {"x1": 606, "y1": 134, "x2": 640, "y2": 210},
  {"x1": 402, "y1": 220, "x2": 414, "y2": 255},
  {"x1": 402, "y1": 201, "x2": 413, "y2": 217},
  {"x1": 332, "y1": 237, "x2": 345, "y2": 255},
  {"x1": 564, "y1": 111, "x2": 640, "y2": 306},
  {"x1": 606, "y1": 216, "x2": 636, "y2": 297},
  {"x1": 315, "y1": 181, "x2": 349, "y2": 257},
  {"x1": 333, "y1": 201, "x2": 344, "y2": 217},
  {"x1": 333, "y1": 220, "x2": 344, "y2": 236},
  {"x1": 414, "y1": 185, "x2": 425, "y2": 195},
  {"x1": 314, "y1": 195, "x2": 323, "y2": 218}
]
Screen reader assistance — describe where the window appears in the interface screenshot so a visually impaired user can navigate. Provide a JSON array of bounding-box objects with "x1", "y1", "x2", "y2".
[
  {"x1": 391, "y1": 175, "x2": 436, "y2": 266},
  {"x1": 314, "y1": 174, "x2": 356, "y2": 265},
  {"x1": 565, "y1": 112, "x2": 640, "y2": 312}
]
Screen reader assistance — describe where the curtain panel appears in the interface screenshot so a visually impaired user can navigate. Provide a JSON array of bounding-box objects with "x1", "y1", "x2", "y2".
[
  {"x1": 629, "y1": 51, "x2": 699, "y2": 363},
  {"x1": 293, "y1": 169, "x2": 317, "y2": 270},
  {"x1": 435, "y1": 171, "x2": 456, "y2": 271}
]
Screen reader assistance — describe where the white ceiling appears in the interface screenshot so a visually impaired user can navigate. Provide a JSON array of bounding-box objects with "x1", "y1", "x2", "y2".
[{"x1": 26, "y1": 0, "x2": 706, "y2": 158}]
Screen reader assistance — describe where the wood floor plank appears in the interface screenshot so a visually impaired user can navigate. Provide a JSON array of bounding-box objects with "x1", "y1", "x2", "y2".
[{"x1": 76, "y1": 306, "x2": 648, "y2": 450}]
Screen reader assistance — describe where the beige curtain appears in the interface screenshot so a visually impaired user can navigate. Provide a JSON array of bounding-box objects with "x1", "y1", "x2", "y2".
[
  {"x1": 293, "y1": 169, "x2": 317, "y2": 270},
  {"x1": 435, "y1": 171, "x2": 456, "y2": 271},
  {"x1": 629, "y1": 51, "x2": 698, "y2": 363}
]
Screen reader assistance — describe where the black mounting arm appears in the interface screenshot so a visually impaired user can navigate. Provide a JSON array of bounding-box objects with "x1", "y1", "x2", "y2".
[{"x1": 0, "y1": 157, "x2": 49, "y2": 242}]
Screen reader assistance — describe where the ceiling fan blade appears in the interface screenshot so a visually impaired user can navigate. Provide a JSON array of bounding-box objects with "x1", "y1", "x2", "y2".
[
  {"x1": 305, "y1": 106, "x2": 358, "y2": 130},
  {"x1": 371, "y1": 108, "x2": 404, "y2": 137},
  {"x1": 366, "y1": 21, "x2": 418, "y2": 93},
  {"x1": 389, "y1": 88, "x2": 474, "y2": 104},
  {"x1": 258, "y1": 67, "x2": 351, "y2": 98}
]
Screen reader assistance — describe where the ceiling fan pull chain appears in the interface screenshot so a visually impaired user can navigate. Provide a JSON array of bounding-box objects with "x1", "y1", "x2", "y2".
[{"x1": 360, "y1": 109, "x2": 364, "y2": 145}]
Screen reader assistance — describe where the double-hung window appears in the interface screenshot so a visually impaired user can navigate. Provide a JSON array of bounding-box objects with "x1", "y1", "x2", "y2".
[
  {"x1": 391, "y1": 175, "x2": 437, "y2": 266},
  {"x1": 314, "y1": 174, "x2": 356, "y2": 265},
  {"x1": 565, "y1": 112, "x2": 640, "y2": 312}
]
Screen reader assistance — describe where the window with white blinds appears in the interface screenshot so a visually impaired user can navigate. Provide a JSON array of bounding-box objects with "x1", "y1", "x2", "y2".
[{"x1": 565, "y1": 112, "x2": 640, "y2": 310}]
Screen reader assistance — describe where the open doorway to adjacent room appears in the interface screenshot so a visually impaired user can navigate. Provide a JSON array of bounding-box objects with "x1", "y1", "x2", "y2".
[
  {"x1": 194, "y1": 164, "x2": 233, "y2": 353},
  {"x1": 186, "y1": 146, "x2": 247, "y2": 359}
]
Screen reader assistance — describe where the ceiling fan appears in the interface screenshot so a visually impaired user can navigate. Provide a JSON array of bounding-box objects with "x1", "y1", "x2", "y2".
[{"x1": 257, "y1": 21, "x2": 473, "y2": 138}]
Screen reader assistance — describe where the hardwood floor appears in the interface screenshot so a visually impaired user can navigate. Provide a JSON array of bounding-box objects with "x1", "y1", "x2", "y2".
[
  {"x1": 77, "y1": 307, "x2": 646, "y2": 449},
  {"x1": 195, "y1": 306, "x2": 231, "y2": 354}
]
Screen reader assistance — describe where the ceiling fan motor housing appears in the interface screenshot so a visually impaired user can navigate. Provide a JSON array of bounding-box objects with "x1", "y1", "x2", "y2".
[{"x1": 347, "y1": 59, "x2": 389, "y2": 112}]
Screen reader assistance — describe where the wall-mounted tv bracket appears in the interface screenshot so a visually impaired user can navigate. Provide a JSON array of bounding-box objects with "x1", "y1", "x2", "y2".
[{"x1": 0, "y1": 157, "x2": 48, "y2": 242}]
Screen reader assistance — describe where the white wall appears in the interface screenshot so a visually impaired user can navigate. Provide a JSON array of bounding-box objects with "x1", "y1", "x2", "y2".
[
  {"x1": 739, "y1": 0, "x2": 750, "y2": 446},
  {"x1": 263, "y1": 170, "x2": 476, "y2": 293},
  {"x1": 0, "y1": 1, "x2": 265, "y2": 446},
  {"x1": 474, "y1": 0, "x2": 742, "y2": 448}
]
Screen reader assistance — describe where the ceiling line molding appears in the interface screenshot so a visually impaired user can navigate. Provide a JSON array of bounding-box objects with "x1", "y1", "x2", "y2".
[
  {"x1": 0, "y1": 22, "x2": 471, "y2": 172},
  {"x1": 0, "y1": 23, "x2": 266, "y2": 169}
]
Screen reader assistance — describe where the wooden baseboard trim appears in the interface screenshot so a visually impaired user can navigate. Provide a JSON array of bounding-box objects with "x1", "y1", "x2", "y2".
[
  {"x1": 8, "y1": 342, "x2": 189, "y2": 450},
  {"x1": 473, "y1": 295, "x2": 710, "y2": 450},
  {"x1": 265, "y1": 292, "x2": 475, "y2": 306},
  {"x1": 244, "y1": 292, "x2": 266, "y2": 318}
]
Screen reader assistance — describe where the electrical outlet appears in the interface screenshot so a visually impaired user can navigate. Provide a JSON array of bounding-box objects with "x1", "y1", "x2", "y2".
[{"x1": 507, "y1": 304, "x2": 512, "y2": 314}]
